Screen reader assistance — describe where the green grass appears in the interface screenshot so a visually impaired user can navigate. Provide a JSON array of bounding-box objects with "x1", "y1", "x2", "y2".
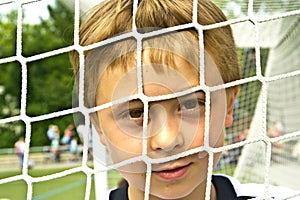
[
  {"x1": 107, "y1": 169, "x2": 123, "y2": 189},
  {"x1": 0, "y1": 180, "x2": 27, "y2": 200},
  {"x1": 214, "y1": 164, "x2": 236, "y2": 176},
  {"x1": 0, "y1": 167, "x2": 96, "y2": 200},
  {"x1": 0, "y1": 166, "x2": 124, "y2": 200}
]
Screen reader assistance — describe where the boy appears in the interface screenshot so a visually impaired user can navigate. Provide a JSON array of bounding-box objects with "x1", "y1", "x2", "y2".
[{"x1": 70, "y1": 0, "x2": 298, "y2": 199}]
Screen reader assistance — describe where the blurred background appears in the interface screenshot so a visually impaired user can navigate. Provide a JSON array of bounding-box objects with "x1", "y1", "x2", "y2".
[{"x1": 0, "y1": 0, "x2": 299, "y2": 199}]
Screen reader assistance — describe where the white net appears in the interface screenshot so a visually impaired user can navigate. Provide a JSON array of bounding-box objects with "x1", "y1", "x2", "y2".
[
  {"x1": 216, "y1": 0, "x2": 300, "y2": 194},
  {"x1": 233, "y1": 14, "x2": 300, "y2": 188},
  {"x1": 0, "y1": 0, "x2": 300, "y2": 200}
]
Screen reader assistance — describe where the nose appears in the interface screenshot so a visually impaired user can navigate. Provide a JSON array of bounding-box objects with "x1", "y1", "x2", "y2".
[{"x1": 148, "y1": 105, "x2": 184, "y2": 152}]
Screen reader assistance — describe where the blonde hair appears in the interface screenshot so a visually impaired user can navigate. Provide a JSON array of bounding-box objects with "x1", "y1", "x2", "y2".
[{"x1": 70, "y1": 0, "x2": 241, "y2": 108}]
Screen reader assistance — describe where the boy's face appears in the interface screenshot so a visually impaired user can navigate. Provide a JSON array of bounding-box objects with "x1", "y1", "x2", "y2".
[{"x1": 95, "y1": 52, "x2": 236, "y2": 198}]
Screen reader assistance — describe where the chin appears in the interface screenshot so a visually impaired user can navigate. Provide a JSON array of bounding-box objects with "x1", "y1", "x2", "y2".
[
  {"x1": 124, "y1": 173, "x2": 199, "y2": 199},
  {"x1": 149, "y1": 180, "x2": 199, "y2": 200}
]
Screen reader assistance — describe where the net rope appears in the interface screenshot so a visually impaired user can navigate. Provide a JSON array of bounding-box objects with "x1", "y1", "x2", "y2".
[{"x1": 0, "y1": 0, "x2": 300, "y2": 199}]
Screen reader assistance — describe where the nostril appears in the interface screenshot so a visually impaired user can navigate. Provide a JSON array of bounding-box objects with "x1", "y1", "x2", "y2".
[
  {"x1": 156, "y1": 147, "x2": 163, "y2": 151},
  {"x1": 154, "y1": 138, "x2": 183, "y2": 153}
]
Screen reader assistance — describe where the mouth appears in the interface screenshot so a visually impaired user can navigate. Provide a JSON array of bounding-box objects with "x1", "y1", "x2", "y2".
[{"x1": 152, "y1": 163, "x2": 192, "y2": 181}]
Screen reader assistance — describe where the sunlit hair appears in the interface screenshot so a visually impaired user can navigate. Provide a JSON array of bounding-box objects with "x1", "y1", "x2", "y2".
[{"x1": 70, "y1": 0, "x2": 241, "y2": 108}]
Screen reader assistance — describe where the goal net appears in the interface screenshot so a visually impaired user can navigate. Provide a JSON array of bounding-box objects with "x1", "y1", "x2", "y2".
[
  {"x1": 231, "y1": 14, "x2": 300, "y2": 189},
  {"x1": 214, "y1": 0, "x2": 300, "y2": 194},
  {"x1": 0, "y1": 0, "x2": 299, "y2": 200}
]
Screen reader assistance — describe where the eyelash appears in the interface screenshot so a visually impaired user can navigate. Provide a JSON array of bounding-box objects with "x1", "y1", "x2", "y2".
[
  {"x1": 179, "y1": 99, "x2": 205, "y2": 112},
  {"x1": 120, "y1": 108, "x2": 144, "y2": 120},
  {"x1": 119, "y1": 98, "x2": 205, "y2": 121}
]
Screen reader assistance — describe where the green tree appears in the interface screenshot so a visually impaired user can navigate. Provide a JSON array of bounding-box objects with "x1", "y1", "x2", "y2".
[
  {"x1": 26, "y1": 0, "x2": 75, "y2": 146},
  {"x1": 0, "y1": 0, "x2": 76, "y2": 147},
  {"x1": 0, "y1": 9, "x2": 23, "y2": 148}
]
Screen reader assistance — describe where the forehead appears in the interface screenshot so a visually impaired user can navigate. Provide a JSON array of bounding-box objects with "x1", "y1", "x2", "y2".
[
  {"x1": 85, "y1": 31, "x2": 224, "y2": 107},
  {"x1": 96, "y1": 51, "x2": 225, "y2": 108},
  {"x1": 97, "y1": 54, "x2": 200, "y2": 104}
]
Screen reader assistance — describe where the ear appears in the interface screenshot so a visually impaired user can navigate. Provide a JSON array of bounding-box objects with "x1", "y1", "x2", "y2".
[{"x1": 225, "y1": 86, "x2": 239, "y2": 127}]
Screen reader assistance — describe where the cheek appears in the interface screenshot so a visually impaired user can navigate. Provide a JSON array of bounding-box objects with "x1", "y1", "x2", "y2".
[
  {"x1": 98, "y1": 111, "x2": 144, "y2": 164},
  {"x1": 187, "y1": 116, "x2": 224, "y2": 158},
  {"x1": 102, "y1": 122, "x2": 144, "y2": 155},
  {"x1": 101, "y1": 124, "x2": 147, "y2": 173},
  {"x1": 186, "y1": 117, "x2": 206, "y2": 149},
  {"x1": 213, "y1": 130, "x2": 224, "y2": 147}
]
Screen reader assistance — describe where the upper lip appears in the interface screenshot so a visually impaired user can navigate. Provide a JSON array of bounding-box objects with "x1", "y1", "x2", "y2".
[{"x1": 152, "y1": 162, "x2": 192, "y2": 172}]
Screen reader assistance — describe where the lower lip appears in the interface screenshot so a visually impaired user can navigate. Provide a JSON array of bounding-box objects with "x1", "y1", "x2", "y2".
[{"x1": 153, "y1": 164, "x2": 191, "y2": 181}]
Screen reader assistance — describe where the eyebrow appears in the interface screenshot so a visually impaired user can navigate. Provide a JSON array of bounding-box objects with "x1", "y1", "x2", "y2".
[
  {"x1": 112, "y1": 90, "x2": 205, "y2": 110},
  {"x1": 112, "y1": 99, "x2": 143, "y2": 112},
  {"x1": 181, "y1": 91, "x2": 205, "y2": 99}
]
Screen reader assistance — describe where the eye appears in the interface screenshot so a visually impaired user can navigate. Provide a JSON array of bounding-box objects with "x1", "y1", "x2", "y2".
[
  {"x1": 181, "y1": 99, "x2": 199, "y2": 110},
  {"x1": 179, "y1": 98, "x2": 205, "y2": 116},
  {"x1": 120, "y1": 108, "x2": 144, "y2": 126},
  {"x1": 128, "y1": 108, "x2": 144, "y2": 119},
  {"x1": 181, "y1": 99, "x2": 204, "y2": 110}
]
